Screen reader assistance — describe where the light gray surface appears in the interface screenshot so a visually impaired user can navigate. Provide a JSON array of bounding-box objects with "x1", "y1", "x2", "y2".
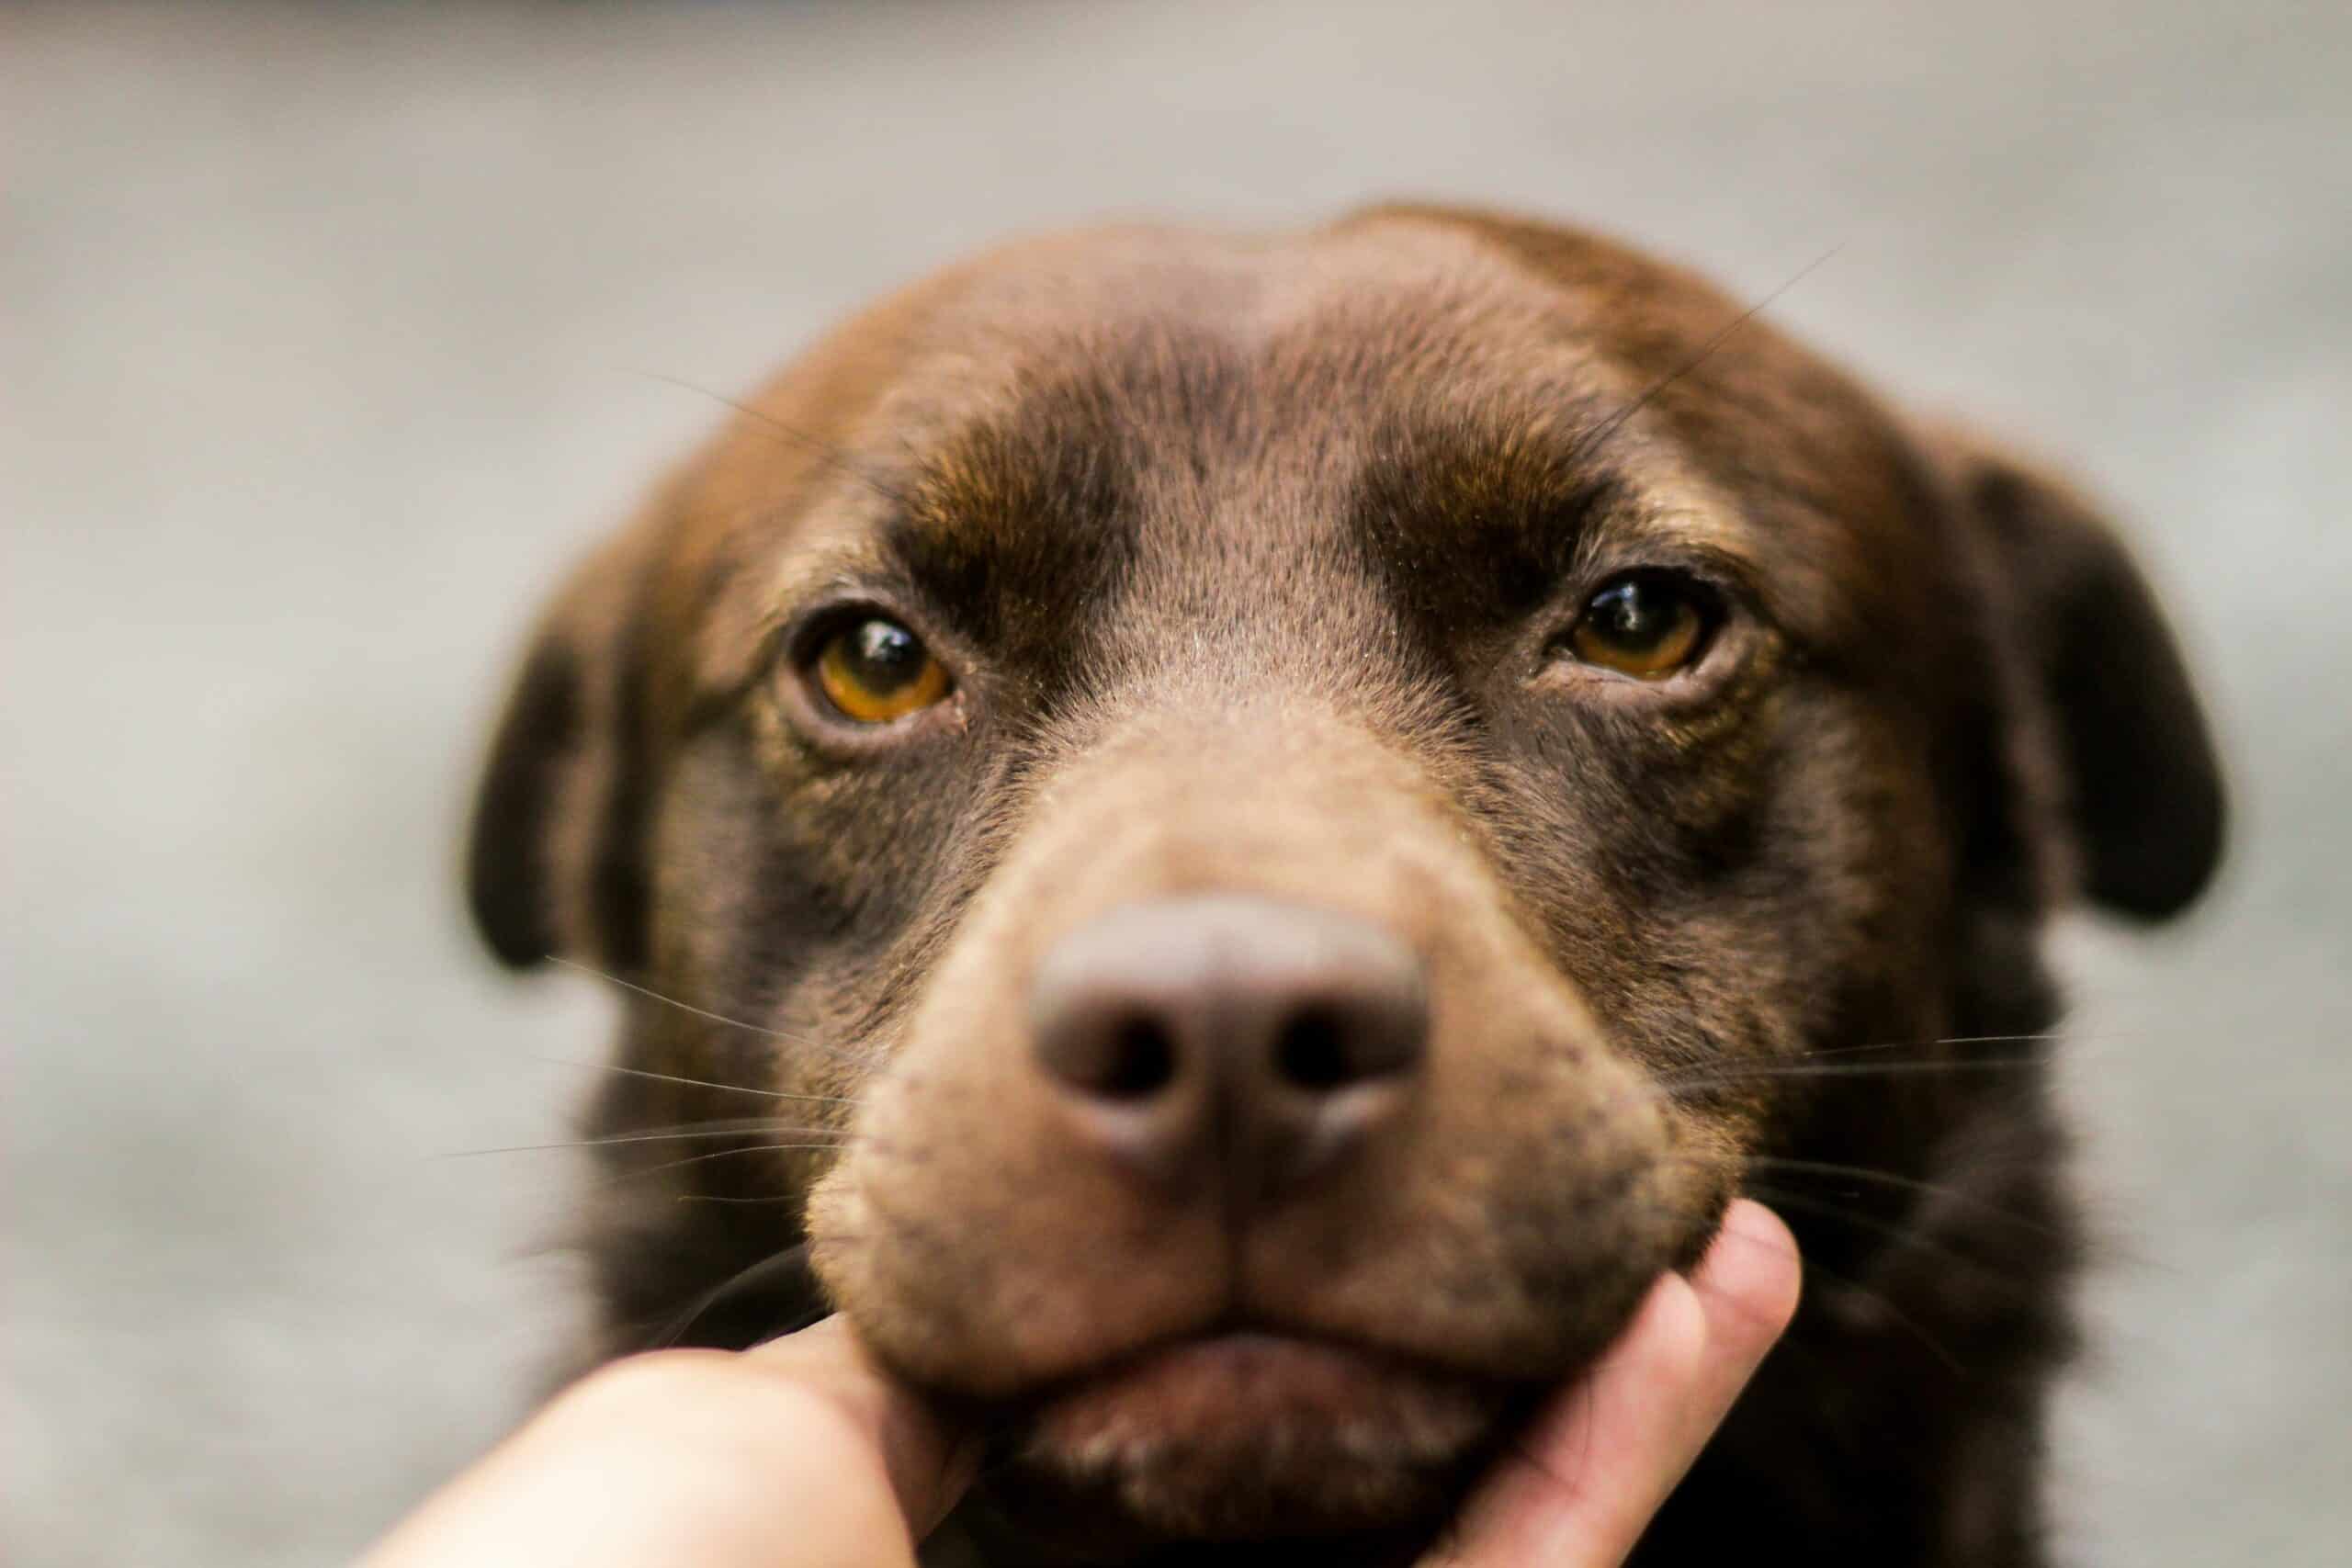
[{"x1": 6, "y1": 3, "x2": 2346, "y2": 1563}]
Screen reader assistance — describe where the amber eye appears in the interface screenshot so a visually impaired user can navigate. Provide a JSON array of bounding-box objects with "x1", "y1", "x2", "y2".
[
  {"x1": 810, "y1": 616, "x2": 952, "y2": 724},
  {"x1": 1566, "y1": 571, "x2": 1715, "y2": 679}
]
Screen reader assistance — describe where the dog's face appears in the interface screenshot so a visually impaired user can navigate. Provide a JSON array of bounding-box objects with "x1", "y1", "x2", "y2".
[{"x1": 467, "y1": 207, "x2": 2222, "y2": 1551}]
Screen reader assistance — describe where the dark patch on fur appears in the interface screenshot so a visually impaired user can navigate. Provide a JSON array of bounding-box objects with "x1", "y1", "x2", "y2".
[
  {"x1": 589, "y1": 581, "x2": 657, "y2": 975},
  {"x1": 1349, "y1": 405, "x2": 1631, "y2": 637},
  {"x1": 1962, "y1": 456, "x2": 2226, "y2": 917},
  {"x1": 466, "y1": 639, "x2": 581, "y2": 966}
]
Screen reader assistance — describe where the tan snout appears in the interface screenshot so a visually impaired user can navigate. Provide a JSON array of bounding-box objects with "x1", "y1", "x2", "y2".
[{"x1": 808, "y1": 708, "x2": 1697, "y2": 1401}]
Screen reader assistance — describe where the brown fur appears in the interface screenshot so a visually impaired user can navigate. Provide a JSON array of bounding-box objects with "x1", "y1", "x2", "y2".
[{"x1": 464, "y1": 205, "x2": 2223, "y2": 1564}]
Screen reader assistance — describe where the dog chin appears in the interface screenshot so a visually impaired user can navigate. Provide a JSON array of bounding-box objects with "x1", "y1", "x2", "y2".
[{"x1": 998, "y1": 1331, "x2": 1516, "y2": 1542}]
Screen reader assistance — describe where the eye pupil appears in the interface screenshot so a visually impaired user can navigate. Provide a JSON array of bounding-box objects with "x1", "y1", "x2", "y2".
[
  {"x1": 1567, "y1": 572, "x2": 1713, "y2": 679},
  {"x1": 811, "y1": 613, "x2": 953, "y2": 725},
  {"x1": 1590, "y1": 581, "x2": 1672, "y2": 649},
  {"x1": 846, "y1": 619, "x2": 922, "y2": 691}
]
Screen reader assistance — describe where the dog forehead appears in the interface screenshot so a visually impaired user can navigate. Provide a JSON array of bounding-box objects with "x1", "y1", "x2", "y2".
[
  {"x1": 864, "y1": 211, "x2": 1918, "y2": 577},
  {"x1": 886, "y1": 215, "x2": 1636, "y2": 420},
  {"x1": 850, "y1": 220, "x2": 1679, "y2": 570},
  {"x1": 688, "y1": 212, "x2": 1931, "y2": 696}
]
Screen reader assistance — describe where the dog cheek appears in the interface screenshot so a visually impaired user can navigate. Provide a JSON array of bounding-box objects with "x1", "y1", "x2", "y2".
[{"x1": 804, "y1": 1157, "x2": 954, "y2": 1376}]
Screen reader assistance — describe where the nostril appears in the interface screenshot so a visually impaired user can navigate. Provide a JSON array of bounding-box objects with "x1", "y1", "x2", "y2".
[
  {"x1": 1035, "y1": 1001, "x2": 1183, "y2": 1103},
  {"x1": 1032, "y1": 895, "x2": 1427, "y2": 1134},
  {"x1": 1098, "y1": 1015, "x2": 1179, "y2": 1100},
  {"x1": 1272, "y1": 996, "x2": 1423, "y2": 1091},
  {"x1": 1273, "y1": 1008, "x2": 1350, "y2": 1090}
]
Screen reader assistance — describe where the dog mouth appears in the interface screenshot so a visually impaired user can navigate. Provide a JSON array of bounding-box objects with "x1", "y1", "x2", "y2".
[{"x1": 979, "y1": 1324, "x2": 1527, "y2": 1540}]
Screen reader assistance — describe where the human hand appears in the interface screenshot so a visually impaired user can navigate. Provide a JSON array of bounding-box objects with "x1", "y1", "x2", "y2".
[
  {"x1": 363, "y1": 1314, "x2": 974, "y2": 1568},
  {"x1": 364, "y1": 1199, "x2": 1798, "y2": 1567},
  {"x1": 1424, "y1": 1197, "x2": 1802, "y2": 1565}
]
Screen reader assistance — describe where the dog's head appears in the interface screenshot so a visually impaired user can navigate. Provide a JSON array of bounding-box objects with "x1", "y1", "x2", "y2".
[{"x1": 465, "y1": 206, "x2": 2222, "y2": 1551}]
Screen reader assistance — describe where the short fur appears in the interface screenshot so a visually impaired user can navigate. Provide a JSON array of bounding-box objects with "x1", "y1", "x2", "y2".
[{"x1": 464, "y1": 205, "x2": 2223, "y2": 1565}]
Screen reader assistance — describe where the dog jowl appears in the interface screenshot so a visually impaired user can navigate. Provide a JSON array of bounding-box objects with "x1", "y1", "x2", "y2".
[{"x1": 464, "y1": 206, "x2": 2223, "y2": 1565}]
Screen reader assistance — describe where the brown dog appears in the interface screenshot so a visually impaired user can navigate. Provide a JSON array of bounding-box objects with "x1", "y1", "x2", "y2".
[{"x1": 465, "y1": 204, "x2": 2222, "y2": 1565}]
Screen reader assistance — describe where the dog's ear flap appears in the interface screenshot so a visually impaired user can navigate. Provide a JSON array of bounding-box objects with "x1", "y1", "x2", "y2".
[
  {"x1": 1929, "y1": 426, "x2": 2226, "y2": 920},
  {"x1": 466, "y1": 525, "x2": 660, "y2": 973}
]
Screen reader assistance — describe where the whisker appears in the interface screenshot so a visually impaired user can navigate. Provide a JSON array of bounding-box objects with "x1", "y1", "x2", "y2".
[
  {"x1": 643, "y1": 1241, "x2": 823, "y2": 1351},
  {"x1": 1693, "y1": 1213, "x2": 1964, "y2": 1373},
  {"x1": 445, "y1": 1122, "x2": 858, "y2": 1158},
  {"x1": 599, "y1": 1141, "x2": 876, "y2": 1185},
  {"x1": 1770, "y1": 1031, "x2": 2074, "y2": 1062},
  {"x1": 750, "y1": 1301, "x2": 840, "y2": 1348},
  {"x1": 1745, "y1": 1156, "x2": 2064, "y2": 1238},
  {"x1": 1798, "y1": 1269, "x2": 1964, "y2": 1376},
  {"x1": 1743, "y1": 1181, "x2": 2030, "y2": 1290},
  {"x1": 628, "y1": 371, "x2": 916, "y2": 511},
  {"x1": 1571, "y1": 244, "x2": 1842, "y2": 462},
  {"x1": 550, "y1": 956, "x2": 899, "y2": 1076},
  {"x1": 550, "y1": 956, "x2": 818, "y2": 1044},
  {"x1": 528, "y1": 1053, "x2": 858, "y2": 1105},
  {"x1": 1657, "y1": 1055, "x2": 2047, "y2": 1093}
]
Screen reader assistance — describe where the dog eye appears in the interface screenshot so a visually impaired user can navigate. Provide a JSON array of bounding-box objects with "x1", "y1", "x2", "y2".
[
  {"x1": 811, "y1": 616, "x2": 952, "y2": 724},
  {"x1": 1566, "y1": 571, "x2": 1716, "y2": 679}
]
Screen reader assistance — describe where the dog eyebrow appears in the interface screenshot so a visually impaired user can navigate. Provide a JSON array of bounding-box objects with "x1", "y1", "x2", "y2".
[
  {"x1": 1349, "y1": 408, "x2": 1644, "y2": 621},
  {"x1": 877, "y1": 408, "x2": 1143, "y2": 647}
]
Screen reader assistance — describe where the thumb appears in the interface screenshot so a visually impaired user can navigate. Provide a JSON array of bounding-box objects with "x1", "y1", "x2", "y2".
[
  {"x1": 1424, "y1": 1200, "x2": 1801, "y2": 1566},
  {"x1": 743, "y1": 1315, "x2": 983, "y2": 1539}
]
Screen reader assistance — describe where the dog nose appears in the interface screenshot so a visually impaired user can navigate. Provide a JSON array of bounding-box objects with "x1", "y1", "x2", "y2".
[{"x1": 1029, "y1": 895, "x2": 1428, "y2": 1197}]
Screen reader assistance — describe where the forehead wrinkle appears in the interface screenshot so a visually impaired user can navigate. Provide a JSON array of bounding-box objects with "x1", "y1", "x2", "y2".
[
  {"x1": 899, "y1": 304, "x2": 1258, "y2": 520},
  {"x1": 857, "y1": 368, "x2": 1169, "y2": 665},
  {"x1": 1352, "y1": 397, "x2": 1628, "y2": 583}
]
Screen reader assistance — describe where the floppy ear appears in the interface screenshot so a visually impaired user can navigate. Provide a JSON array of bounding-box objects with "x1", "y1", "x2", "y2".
[
  {"x1": 1929, "y1": 425, "x2": 2226, "y2": 920},
  {"x1": 465, "y1": 525, "x2": 661, "y2": 973}
]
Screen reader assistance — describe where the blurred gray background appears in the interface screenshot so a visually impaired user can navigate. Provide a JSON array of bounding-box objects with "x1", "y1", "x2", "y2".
[{"x1": 6, "y1": 3, "x2": 2346, "y2": 1563}]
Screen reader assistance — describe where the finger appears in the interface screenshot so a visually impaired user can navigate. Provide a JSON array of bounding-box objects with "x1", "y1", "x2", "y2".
[
  {"x1": 1681, "y1": 1199, "x2": 1804, "y2": 1430},
  {"x1": 744, "y1": 1315, "x2": 981, "y2": 1536},
  {"x1": 1429, "y1": 1270, "x2": 1708, "y2": 1567},
  {"x1": 366, "y1": 1321, "x2": 976, "y2": 1568},
  {"x1": 1426, "y1": 1200, "x2": 1801, "y2": 1567}
]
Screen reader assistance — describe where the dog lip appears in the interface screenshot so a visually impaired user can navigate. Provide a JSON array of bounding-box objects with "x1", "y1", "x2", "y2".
[
  {"x1": 1014, "y1": 1316, "x2": 1510, "y2": 1406},
  {"x1": 1006, "y1": 1317, "x2": 1524, "y2": 1447},
  {"x1": 1001, "y1": 1320, "x2": 1523, "y2": 1533}
]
